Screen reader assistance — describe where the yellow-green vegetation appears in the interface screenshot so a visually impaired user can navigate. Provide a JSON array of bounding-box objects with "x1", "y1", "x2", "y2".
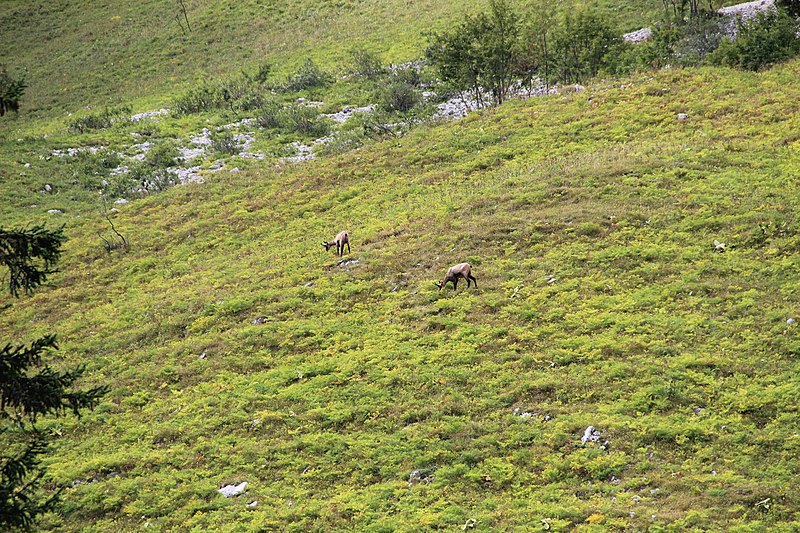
[{"x1": 3, "y1": 0, "x2": 800, "y2": 531}]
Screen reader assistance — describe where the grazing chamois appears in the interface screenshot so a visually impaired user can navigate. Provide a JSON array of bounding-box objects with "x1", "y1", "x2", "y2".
[
  {"x1": 435, "y1": 263, "x2": 477, "y2": 291},
  {"x1": 322, "y1": 230, "x2": 350, "y2": 257}
]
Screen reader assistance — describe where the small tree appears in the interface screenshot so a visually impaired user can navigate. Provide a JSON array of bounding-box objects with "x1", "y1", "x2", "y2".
[
  {"x1": 520, "y1": 0, "x2": 557, "y2": 91},
  {"x1": 426, "y1": 0, "x2": 521, "y2": 106},
  {"x1": 712, "y1": 8, "x2": 800, "y2": 70},
  {"x1": 0, "y1": 65, "x2": 26, "y2": 117},
  {"x1": 550, "y1": 9, "x2": 621, "y2": 84},
  {"x1": 0, "y1": 225, "x2": 108, "y2": 530}
]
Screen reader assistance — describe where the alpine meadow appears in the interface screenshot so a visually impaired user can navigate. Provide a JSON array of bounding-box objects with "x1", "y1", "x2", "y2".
[{"x1": 2, "y1": 0, "x2": 800, "y2": 531}]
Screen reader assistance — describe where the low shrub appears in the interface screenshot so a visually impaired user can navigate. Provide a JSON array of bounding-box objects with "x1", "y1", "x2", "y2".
[
  {"x1": 282, "y1": 58, "x2": 333, "y2": 91},
  {"x1": 279, "y1": 104, "x2": 331, "y2": 137},
  {"x1": 349, "y1": 48, "x2": 385, "y2": 79},
  {"x1": 712, "y1": 8, "x2": 800, "y2": 71},
  {"x1": 210, "y1": 130, "x2": 239, "y2": 155},
  {"x1": 171, "y1": 83, "x2": 225, "y2": 115},
  {"x1": 67, "y1": 105, "x2": 132, "y2": 133},
  {"x1": 378, "y1": 81, "x2": 421, "y2": 113}
]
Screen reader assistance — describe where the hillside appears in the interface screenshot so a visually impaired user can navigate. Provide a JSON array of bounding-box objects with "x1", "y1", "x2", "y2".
[
  {"x1": 0, "y1": 0, "x2": 749, "y2": 124},
  {"x1": 3, "y1": 1, "x2": 800, "y2": 531}
]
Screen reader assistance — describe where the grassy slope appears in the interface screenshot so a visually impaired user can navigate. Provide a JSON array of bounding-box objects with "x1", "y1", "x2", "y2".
[
  {"x1": 2, "y1": 0, "x2": 800, "y2": 531},
  {"x1": 1, "y1": 0, "x2": 742, "y2": 124},
  {"x1": 1, "y1": 61, "x2": 799, "y2": 530}
]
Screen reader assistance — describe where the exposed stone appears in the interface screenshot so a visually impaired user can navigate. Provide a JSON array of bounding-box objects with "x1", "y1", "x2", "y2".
[
  {"x1": 581, "y1": 425, "x2": 601, "y2": 443},
  {"x1": 219, "y1": 482, "x2": 248, "y2": 498},
  {"x1": 131, "y1": 108, "x2": 169, "y2": 121},
  {"x1": 623, "y1": 27, "x2": 653, "y2": 43}
]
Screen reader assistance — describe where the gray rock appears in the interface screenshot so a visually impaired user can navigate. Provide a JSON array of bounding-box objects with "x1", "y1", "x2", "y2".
[
  {"x1": 623, "y1": 27, "x2": 653, "y2": 43},
  {"x1": 218, "y1": 481, "x2": 248, "y2": 498},
  {"x1": 581, "y1": 425, "x2": 601, "y2": 443}
]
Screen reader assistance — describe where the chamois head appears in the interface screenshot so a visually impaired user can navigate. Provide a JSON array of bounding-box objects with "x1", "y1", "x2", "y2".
[{"x1": 436, "y1": 262, "x2": 477, "y2": 291}]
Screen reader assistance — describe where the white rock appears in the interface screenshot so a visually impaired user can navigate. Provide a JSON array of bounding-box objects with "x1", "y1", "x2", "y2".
[
  {"x1": 581, "y1": 425, "x2": 601, "y2": 443},
  {"x1": 787, "y1": 318, "x2": 796, "y2": 325},
  {"x1": 677, "y1": 113, "x2": 689, "y2": 121},
  {"x1": 623, "y1": 27, "x2": 653, "y2": 43},
  {"x1": 218, "y1": 481, "x2": 248, "y2": 498},
  {"x1": 246, "y1": 500, "x2": 258, "y2": 508}
]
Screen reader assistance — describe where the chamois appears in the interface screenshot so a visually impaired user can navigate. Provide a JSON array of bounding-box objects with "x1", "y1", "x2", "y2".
[
  {"x1": 435, "y1": 263, "x2": 477, "y2": 291},
  {"x1": 322, "y1": 230, "x2": 350, "y2": 257}
]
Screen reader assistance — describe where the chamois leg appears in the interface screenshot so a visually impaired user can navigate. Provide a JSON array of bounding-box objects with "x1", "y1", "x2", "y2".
[
  {"x1": 452, "y1": 278, "x2": 458, "y2": 291},
  {"x1": 345, "y1": 242, "x2": 351, "y2": 255},
  {"x1": 468, "y1": 274, "x2": 477, "y2": 288}
]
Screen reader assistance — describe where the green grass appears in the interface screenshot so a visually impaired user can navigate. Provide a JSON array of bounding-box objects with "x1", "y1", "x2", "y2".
[
  {"x1": 3, "y1": 0, "x2": 800, "y2": 531},
  {"x1": 2, "y1": 60, "x2": 800, "y2": 530}
]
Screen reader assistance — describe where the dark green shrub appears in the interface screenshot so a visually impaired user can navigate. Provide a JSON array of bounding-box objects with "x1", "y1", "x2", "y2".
[
  {"x1": 390, "y1": 64, "x2": 423, "y2": 87},
  {"x1": 0, "y1": 64, "x2": 26, "y2": 116},
  {"x1": 550, "y1": 9, "x2": 622, "y2": 83},
  {"x1": 777, "y1": 0, "x2": 800, "y2": 17},
  {"x1": 67, "y1": 106, "x2": 132, "y2": 133},
  {"x1": 425, "y1": 0, "x2": 520, "y2": 105},
  {"x1": 283, "y1": 58, "x2": 333, "y2": 91},
  {"x1": 712, "y1": 8, "x2": 800, "y2": 71},
  {"x1": 670, "y1": 14, "x2": 727, "y2": 65},
  {"x1": 210, "y1": 130, "x2": 239, "y2": 155},
  {"x1": 231, "y1": 90, "x2": 267, "y2": 112},
  {"x1": 171, "y1": 83, "x2": 225, "y2": 115},
  {"x1": 378, "y1": 81, "x2": 420, "y2": 113},
  {"x1": 69, "y1": 149, "x2": 124, "y2": 190},
  {"x1": 349, "y1": 48, "x2": 385, "y2": 79},
  {"x1": 278, "y1": 104, "x2": 331, "y2": 137},
  {"x1": 255, "y1": 100, "x2": 284, "y2": 129},
  {"x1": 252, "y1": 62, "x2": 272, "y2": 84},
  {"x1": 143, "y1": 139, "x2": 179, "y2": 169}
]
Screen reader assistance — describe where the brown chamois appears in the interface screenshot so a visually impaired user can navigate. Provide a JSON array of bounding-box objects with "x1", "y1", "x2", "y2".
[
  {"x1": 435, "y1": 262, "x2": 477, "y2": 291},
  {"x1": 322, "y1": 230, "x2": 350, "y2": 257}
]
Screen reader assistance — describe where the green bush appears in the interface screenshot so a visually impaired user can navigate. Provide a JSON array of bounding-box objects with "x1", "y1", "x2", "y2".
[
  {"x1": 171, "y1": 83, "x2": 225, "y2": 115},
  {"x1": 279, "y1": 103, "x2": 331, "y2": 136},
  {"x1": 210, "y1": 130, "x2": 239, "y2": 155},
  {"x1": 69, "y1": 149, "x2": 124, "y2": 190},
  {"x1": 67, "y1": 105, "x2": 131, "y2": 133},
  {"x1": 378, "y1": 81, "x2": 421, "y2": 113},
  {"x1": 0, "y1": 64, "x2": 26, "y2": 116},
  {"x1": 550, "y1": 9, "x2": 622, "y2": 83},
  {"x1": 143, "y1": 139, "x2": 179, "y2": 169},
  {"x1": 256, "y1": 101, "x2": 330, "y2": 137},
  {"x1": 255, "y1": 100, "x2": 284, "y2": 129},
  {"x1": 283, "y1": 58, "x2": 333, "y2": 91},
  {"x1": 712, "y1": 8, "x2": 800, "y2": 71},
  {"x1": 349, "y1": 48, "x2": 385, "y2": 79}
]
